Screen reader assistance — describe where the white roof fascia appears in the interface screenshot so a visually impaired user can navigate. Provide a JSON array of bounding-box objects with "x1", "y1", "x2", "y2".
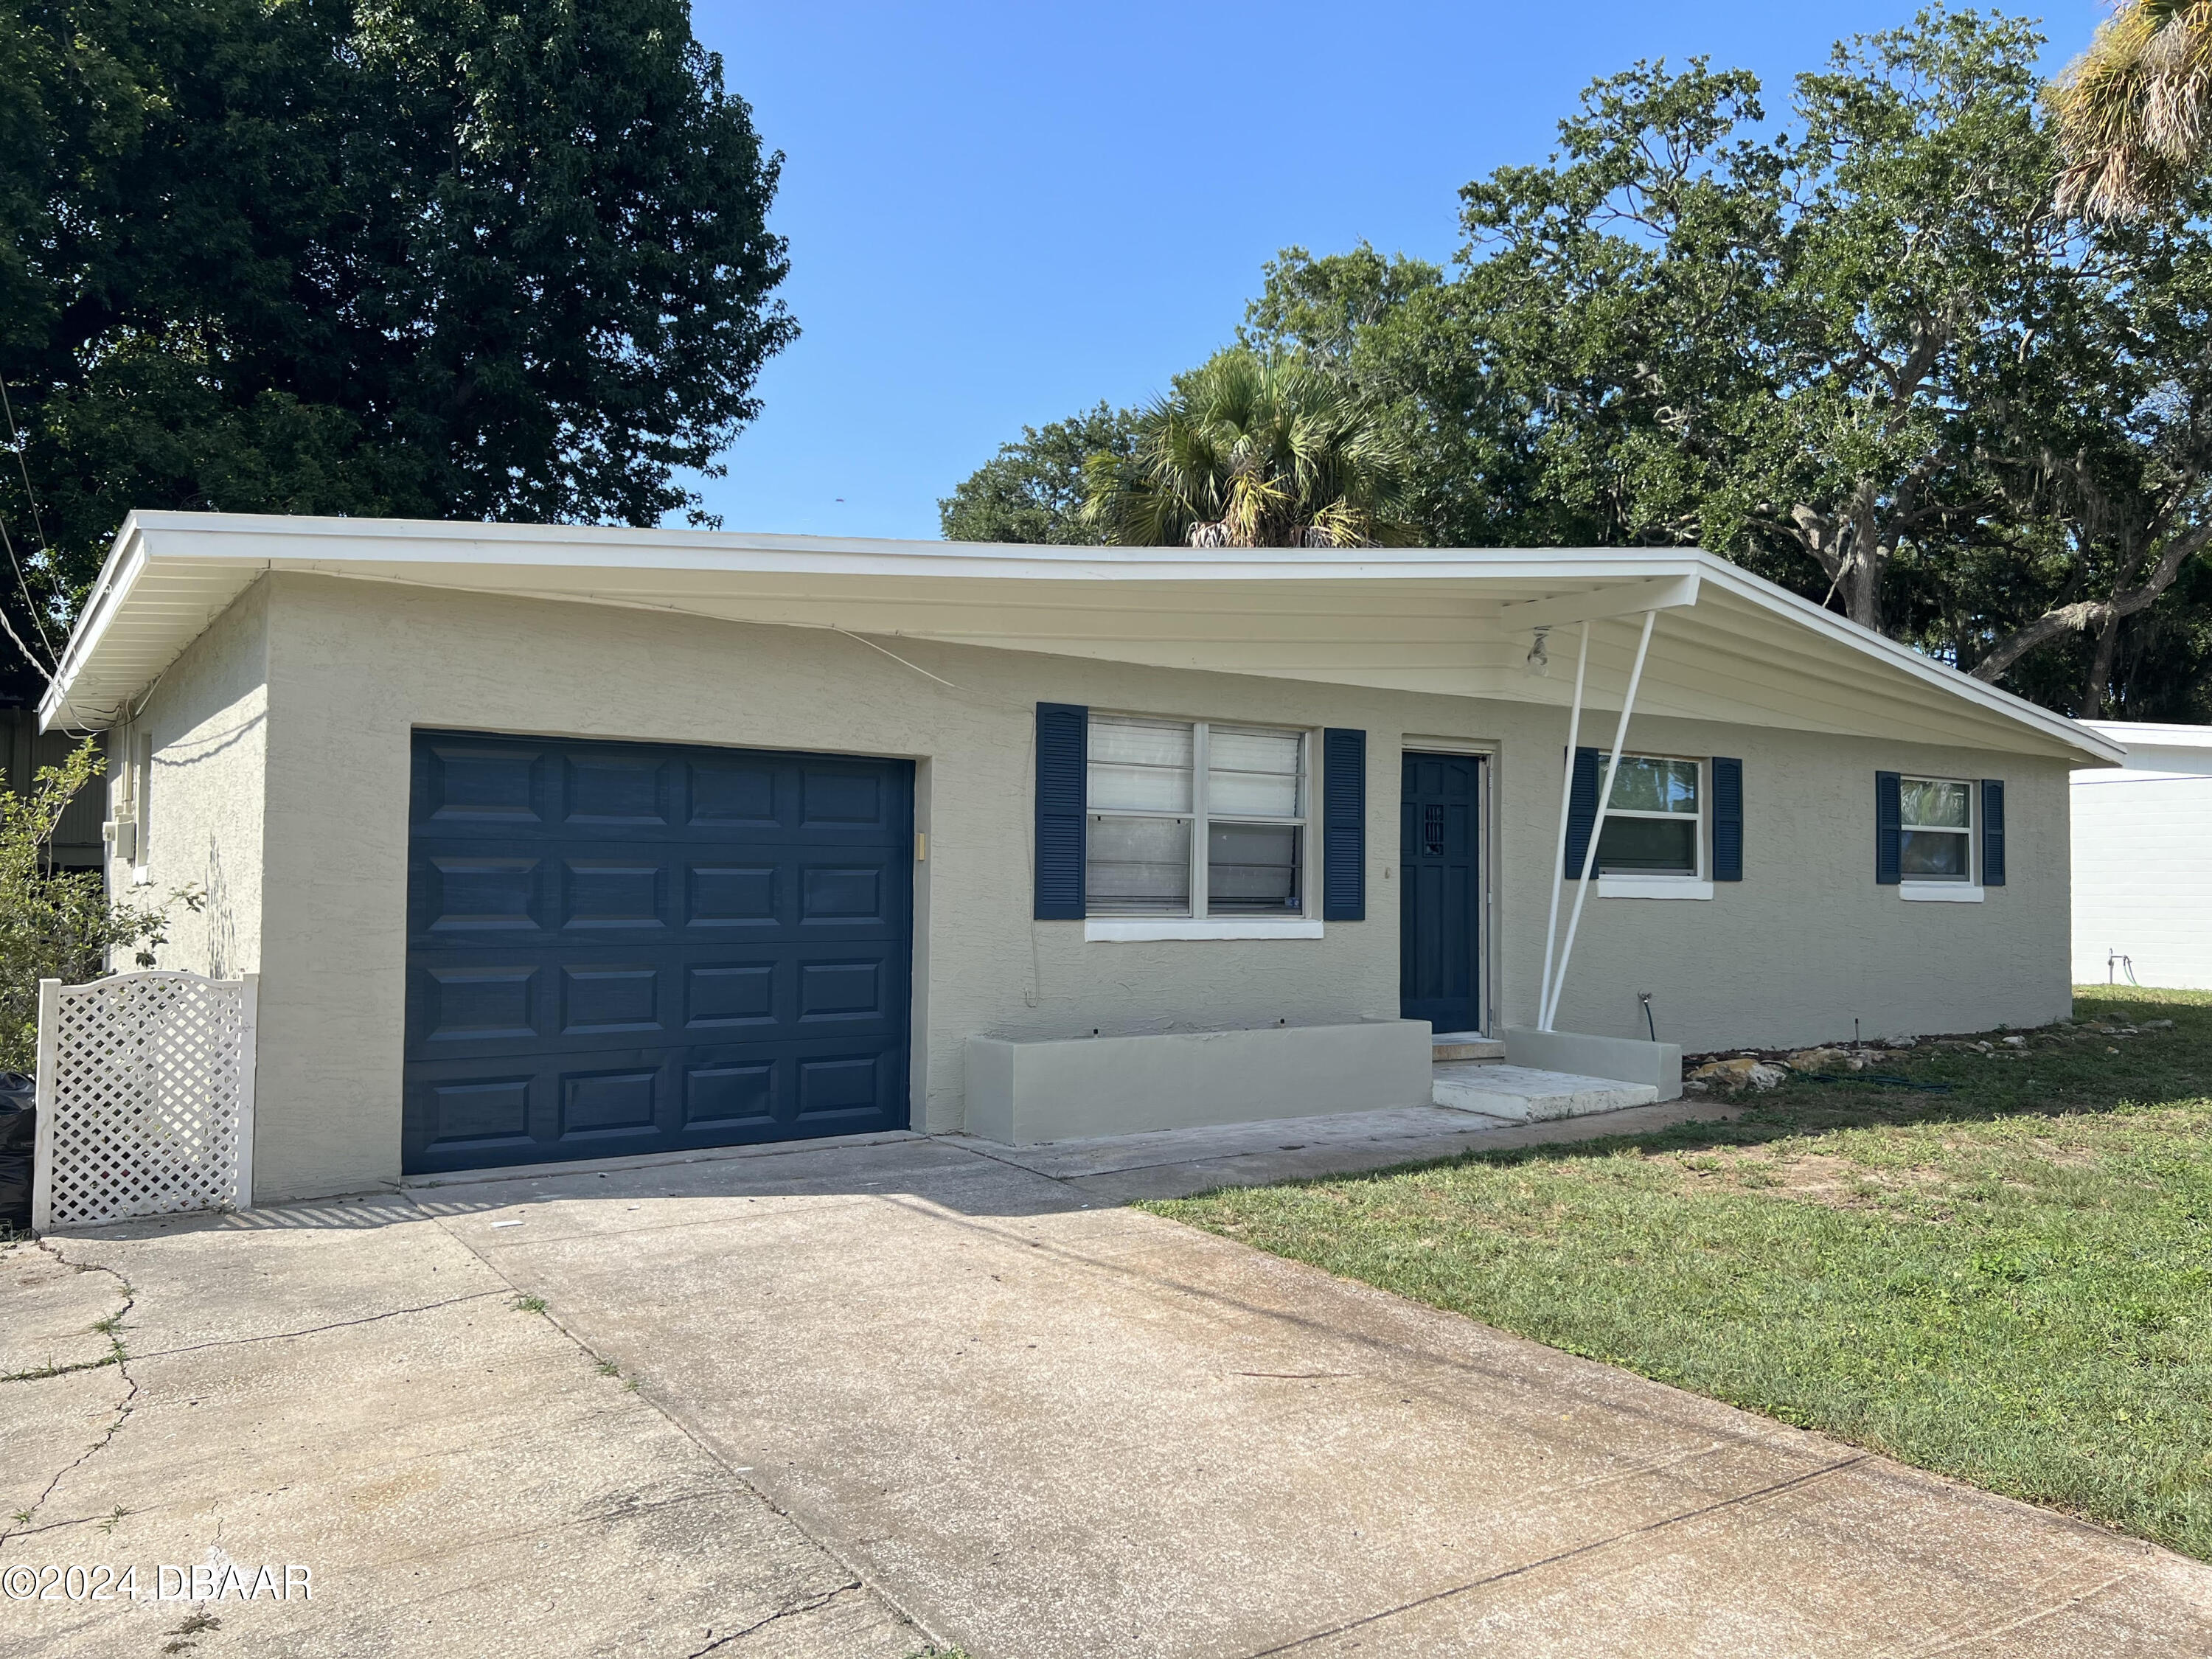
[
  {"x1": 2073, "y1": 718, "x2": 2212, "y2": 779},
  {"x1": 36, "y1": 512, "x2": 2126, "y2": 767},
  {"x1": 1686, "y1": 559, "x2": 2125, "y2": 768},
  {"x1": 38, "y1": 514, "x2": 159, "y2": 731},
  {"x1": 2079, "y1": 719, "x2": 2212, "y2": 748}
]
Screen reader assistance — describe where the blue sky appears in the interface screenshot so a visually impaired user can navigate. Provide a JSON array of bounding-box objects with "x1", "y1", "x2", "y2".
[{"x1": 681, "y1": 2, "x2": 2104, "y2": 540}]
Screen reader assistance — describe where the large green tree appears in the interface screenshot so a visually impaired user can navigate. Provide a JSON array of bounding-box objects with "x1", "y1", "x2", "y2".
[
  {"x1": 942, "y1": 9, "x2": 2212, "y2": 715},
  {"x1": 937, "y1": 403, "x2": 1133, "y2": 544},
  {"x1": 0, "y1": 0, "x2": 794, "y2": 695},
  {"x1": 1244, "y1": 10, "x2": 2212, "y2": 717}
]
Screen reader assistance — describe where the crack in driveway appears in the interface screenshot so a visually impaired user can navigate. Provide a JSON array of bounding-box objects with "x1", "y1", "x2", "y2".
[
  {"x1": 1, "y1": 1241, "x2": 139, "y2": 1549},
  {"x1": 1239, "y1": 1453, "x2": 1876, "y2": 1657},
  {"x1": 686, "y1": 1582, "x2": 862, "y2": 1657},
  {"x1": 120, "y1": 1289, "x2": 511, "y2": 1361}
]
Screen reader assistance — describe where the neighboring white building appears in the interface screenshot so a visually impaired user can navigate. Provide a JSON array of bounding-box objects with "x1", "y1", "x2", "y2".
[
  {"x1": 2072, "y1": 721, "x2": 2212, "y2": 988},
  {"x1": 42, "y1": 512, "x2": 2118, "y2": 1203}
]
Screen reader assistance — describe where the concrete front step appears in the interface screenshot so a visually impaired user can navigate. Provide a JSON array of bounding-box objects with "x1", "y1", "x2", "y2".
[
  {"x1": 1431, "y1": 1032, "x2": 1506, "y2": 1062},
  {"x1": 1433, "y1": 1062, "x2": 1658, "y2": 1123}
]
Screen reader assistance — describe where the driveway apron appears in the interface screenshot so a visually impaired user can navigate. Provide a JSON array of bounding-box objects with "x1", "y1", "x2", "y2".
[{"x1": 415, "y1": 1135, "x2": 2212, "y2": 1658}]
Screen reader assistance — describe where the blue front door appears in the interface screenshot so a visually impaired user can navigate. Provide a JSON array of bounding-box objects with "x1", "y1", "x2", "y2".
[
  {"x1": 403, "y1": 731, "x2": 914, "y2": 1175},
  {"x1": 1399, "y1": 751, "x2": 1482, "y2": 1034}
]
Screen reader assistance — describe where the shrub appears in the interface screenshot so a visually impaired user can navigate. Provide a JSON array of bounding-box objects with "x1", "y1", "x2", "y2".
[{"x1": 0, "y1": 740, "x2": 198, "y2": 1071}]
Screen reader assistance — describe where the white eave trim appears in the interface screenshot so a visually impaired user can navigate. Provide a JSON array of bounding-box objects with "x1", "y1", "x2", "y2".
[
  {"x1": 38, "y1": 521, "x2": 155, "y2": 731},
  {"x1": 1687, "y1": 561, "x2": 2124, "y2": 769},
  {"x1": 32, "y1": 511, "x2": 2129, "y2": 766}
]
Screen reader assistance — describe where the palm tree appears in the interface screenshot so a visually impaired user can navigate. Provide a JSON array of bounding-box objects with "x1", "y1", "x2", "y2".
[
  {"x1": 1081, "y1": 349, "x2": 1415, "y2": 548},
  {"x1": 2051, "y1": 0, "x2": 2212, "y2": 218}
]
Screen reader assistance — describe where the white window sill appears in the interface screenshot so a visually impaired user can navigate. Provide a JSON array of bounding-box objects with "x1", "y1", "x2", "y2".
[
  {"x1": 1596, "y1": 876, "x2": 1713, "y2": 900},
  {"x1": 1083, "y1": 919, "x2": 1323, "y2": 942},
  {"x1": 1900, "y1": 883, "x2": 1984, "y2": 902}
]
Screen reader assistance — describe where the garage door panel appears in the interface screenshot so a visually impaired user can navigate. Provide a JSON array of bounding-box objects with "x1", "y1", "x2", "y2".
[
  {"x1": 416, "y1": 964, "x2": 541, "y2": 1045},
  {"x1": 795, "y1": 1048, "x2": 901, "y2": 1127},
  {"x1": 683, "y1": 1059, "x2": 776, "y2": 1128},
  {"x1": 405, "y1": 731, "x2": 911, "y2": 1175},
  {"x1": 420, "y1": 854, "x2": 546, "y2": 933},
  {"x1": 799, "y1": 861, "x2": 887, "y2": 925},
  {"x1": 420, "y1": 741, "x2": 549, "y2": 827},
  {"x1": 409, "y1": 938, "x2": 905, "y2": 1060},
  {"x1": 685, "y1": 861, "x2": 781, "y2": 927},
  {"x1": 557, "y1": 1065, "x2": 661, "y2": 1142},
  {"x1": 414, "y1": 1073, "x2": 538, "y2": 1158},
  {"x1": 683, "y1": 960, "x2": 778, "y2": 1031},
  {"x1": 561, "y1": 751, "x2": 672, "y2": 828},
  {"x1": 559, "y1": 858, "x2": 669, "y2": 931},
  {"x1": 686, "y1": 754, "x2": 781, "y2": 827}
]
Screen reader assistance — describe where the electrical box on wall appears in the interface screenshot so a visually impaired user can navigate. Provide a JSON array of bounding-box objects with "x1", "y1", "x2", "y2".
[{"x1": 103, "y1": 816, "x2": 136, "y2": 862}]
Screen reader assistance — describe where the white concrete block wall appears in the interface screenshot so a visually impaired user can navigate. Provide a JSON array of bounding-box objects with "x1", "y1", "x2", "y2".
[{"x1": 2070, "y1": 731, "x2": 2212, "y2": 987}]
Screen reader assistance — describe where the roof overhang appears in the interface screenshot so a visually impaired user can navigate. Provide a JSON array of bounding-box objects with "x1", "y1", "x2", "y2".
[
  {"x1": 41, "y1": 511, "x2": 2124, "y2": 767},
  {"x1": 2076, "y1": 719, "x2": 2212, "y2": 777}
]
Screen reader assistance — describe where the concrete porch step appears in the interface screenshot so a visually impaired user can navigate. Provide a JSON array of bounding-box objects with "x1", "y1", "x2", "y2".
[
  {"x1": 1432, "y1": 1062, "x2": 1658, "y2": 1124},
  {"x1": 1431, "y1": 1032, "x2": 1506, "y2": 1062}
]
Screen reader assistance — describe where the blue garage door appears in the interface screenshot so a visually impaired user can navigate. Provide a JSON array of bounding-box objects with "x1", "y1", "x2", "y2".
[{"x1": 403, "y1": 731, "x2": 914, "y2": 1175}]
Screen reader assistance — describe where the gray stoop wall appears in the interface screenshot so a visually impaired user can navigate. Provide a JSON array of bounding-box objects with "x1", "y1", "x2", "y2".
[
  {"x1": 1503, "y1": 1029, "x2": 1683, "y2": 1099},
  {"x1": 966, "y1": 1021, "x2": 1434, "y2": 1144}
]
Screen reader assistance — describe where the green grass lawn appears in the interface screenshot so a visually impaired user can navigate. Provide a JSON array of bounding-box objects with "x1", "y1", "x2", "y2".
[{"x1": 1147, "y1": 987, "x2": 2212, "y2": 1559}]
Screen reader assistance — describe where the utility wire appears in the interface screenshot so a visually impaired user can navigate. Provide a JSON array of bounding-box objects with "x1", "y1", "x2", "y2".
[
  {"x1": 0, "y1": 376, "x2": 59, "y2": 667},
  {"x1": 0, "y1": 566, "x2": 54, "y2": 688}
]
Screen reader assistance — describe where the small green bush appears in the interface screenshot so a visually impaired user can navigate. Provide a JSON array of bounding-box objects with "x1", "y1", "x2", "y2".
[{"x1": 0, "y1": 740, "x2": 198, "y2": 1071}]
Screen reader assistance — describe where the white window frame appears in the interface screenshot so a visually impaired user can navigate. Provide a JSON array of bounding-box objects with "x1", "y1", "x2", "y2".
[
  {"x1": 1593, "y1": 752, "x2": 1712, "y2": 900},
  {"x1": 1083, "y1": 715, "x2": 1318, "y2": 941},
  {"x1": 1899, "y1": 773, "x2": 1983, "y2": 901}
]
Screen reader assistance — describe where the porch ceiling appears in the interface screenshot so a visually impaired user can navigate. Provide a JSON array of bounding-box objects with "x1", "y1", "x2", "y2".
[{"x1": 41, "y1": 512, "x2": 2121, "y2": 766}]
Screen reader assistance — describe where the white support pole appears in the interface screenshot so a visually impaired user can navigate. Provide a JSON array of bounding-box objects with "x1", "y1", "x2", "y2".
[
  {"x1": 233, "y1": 973, "x2": 258, "y2": 1212},
  {"x1": 1543, "y1": 608, "x2": 1658, "y2": 1031},
  {"x1": 29, "y1": 978, "x2": 59, "y2": 1232},
  {"x1": 1535, "y1": 620, "x2": 1590, "y2": 1033}
]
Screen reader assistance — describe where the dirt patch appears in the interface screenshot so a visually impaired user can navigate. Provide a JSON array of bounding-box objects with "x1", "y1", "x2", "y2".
[{"x1": 1669, "y1": 1146, "x2": 1952, "y2": 1212}]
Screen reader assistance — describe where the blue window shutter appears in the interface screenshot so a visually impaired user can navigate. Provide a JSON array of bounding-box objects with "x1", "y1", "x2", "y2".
[
  {"x1": 1875, "y1": 771, "x2": 1902, "y2": 885},
  {"x1": 1562, "y1": 748, "x2": 1600, "y2": 878},
  {"x1": 1712, "y1": 757, "x2": 1743, "y2": 881},
  {"x1": 1981, "y1": 779, "x2": 2006, "y2": 886},
  {"x1": 1322, "y1": 728, "x2": 1366, "y2": 921},
  {"x1": 1034, "y1": 703, "x2": 1087, "y2": 919}
]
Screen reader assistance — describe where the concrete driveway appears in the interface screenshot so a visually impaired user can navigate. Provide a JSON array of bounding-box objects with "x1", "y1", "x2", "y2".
[{"x1": 8, "y1": 1107, "x2": 2211, "y2": 1657}]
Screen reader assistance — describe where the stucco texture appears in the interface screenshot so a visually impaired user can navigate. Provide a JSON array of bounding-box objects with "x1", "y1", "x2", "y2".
[
  {"x1": 133, "y1": 572, "x2": 2072, "y2": 1201},
  {"x1": 108, "y1": 578, "x2": 268, "y2": 981}
]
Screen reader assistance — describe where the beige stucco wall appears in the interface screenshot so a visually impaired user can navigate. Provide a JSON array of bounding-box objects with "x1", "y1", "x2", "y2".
[
  {"x1": 110, "y1": 579, "x2": 269, "y2": 981},
  {"x1": 1527, "y1": 713, "x2": 2072, "y2": 1046},
  {"x1": 142, "y1": 571, "x2": 2070, "y2": 1201}
]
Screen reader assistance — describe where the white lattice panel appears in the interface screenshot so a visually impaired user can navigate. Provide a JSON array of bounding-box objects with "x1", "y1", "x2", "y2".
[{"x1": 32, "y1": 972, "x2": 259, "y2": 1230}]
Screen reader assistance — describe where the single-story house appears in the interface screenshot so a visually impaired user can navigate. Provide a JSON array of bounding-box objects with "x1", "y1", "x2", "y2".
[
  {"x1": 41, "y1": 512, "x2": 2119, "y2": 1203},
  {"x1": 2070, "y1": 720, "x2": 2212, "y2": 988}
]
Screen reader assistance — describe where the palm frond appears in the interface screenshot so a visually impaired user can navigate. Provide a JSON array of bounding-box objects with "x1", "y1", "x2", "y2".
[
  {"x1": 1081, "y1": 347, "x2": 1418, "y2": 549},
  {"x1": 2051, "y1": 0, "x2": 2212, "y2": 218}
]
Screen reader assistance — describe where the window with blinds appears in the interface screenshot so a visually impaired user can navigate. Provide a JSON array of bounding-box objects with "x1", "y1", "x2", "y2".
[{"x1": 1085, "y1": 716, "x2": 1307, "y2": 917}]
